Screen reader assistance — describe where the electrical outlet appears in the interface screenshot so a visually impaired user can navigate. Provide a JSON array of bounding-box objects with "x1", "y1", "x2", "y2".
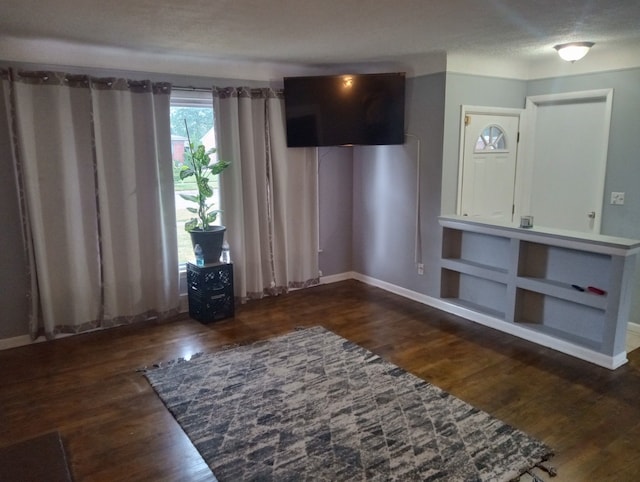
[
  {"x1": 417, "y1": 263, "x2": 424, "y2": 275},
  {"x1": 611, "y1": 192, "x2": 625, "y2": 205}
]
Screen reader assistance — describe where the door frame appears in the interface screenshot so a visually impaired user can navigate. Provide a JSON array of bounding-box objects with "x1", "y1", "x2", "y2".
[
  {"x1": 522, "y1": 89, "x2": 613, "y2": 233},
  {"x1": 456, "y1": 105, "x2": 525, "y2": 219}
]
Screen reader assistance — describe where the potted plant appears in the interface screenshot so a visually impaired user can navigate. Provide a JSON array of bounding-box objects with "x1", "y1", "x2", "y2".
[{"x1": 179, "y1": 128, "x2": 230, "y2": 265}]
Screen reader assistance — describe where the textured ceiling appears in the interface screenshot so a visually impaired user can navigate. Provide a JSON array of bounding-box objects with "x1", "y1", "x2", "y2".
[{"x1": 1, "y1": 0, "x2": 640, "y2": 65}]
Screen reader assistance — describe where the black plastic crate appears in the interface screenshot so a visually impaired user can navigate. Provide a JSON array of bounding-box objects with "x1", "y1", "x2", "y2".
[{"x1": 187, "y1": 262, "x2": 234, "y2": 323}]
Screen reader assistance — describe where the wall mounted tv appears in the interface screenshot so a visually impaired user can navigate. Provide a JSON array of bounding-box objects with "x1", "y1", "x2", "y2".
[{"x1": 283, "y1": 72, "x2": 405, "y2": 147}]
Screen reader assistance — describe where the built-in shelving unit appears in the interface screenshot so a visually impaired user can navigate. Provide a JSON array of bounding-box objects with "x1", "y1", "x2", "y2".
[{"x1": 439, "y1": 216, "x2": 640, "y2": 369}]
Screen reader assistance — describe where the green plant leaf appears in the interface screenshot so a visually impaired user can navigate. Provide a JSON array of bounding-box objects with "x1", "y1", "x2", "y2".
[
  {"x1": 179, "y1": 193, "x2": 199, "y2": 203},
  {"x1": 179, "y1": 167, "x2": 194, "y2": 180},
  {"x1": 193, "y1": 145, "x2": 209, "y2": 167},
  {"x1": 185, "y1": 218, "x2": 198, "y2": 231},
  {"x1": 180, "y1": 137, "x2": 231, "y2": 232},
  {"x1": 209, "y1": 160, "x2": 231, "y2": 175},
  {"x1": 198, "y1": 178, "x2": 213, "y2": 198}
]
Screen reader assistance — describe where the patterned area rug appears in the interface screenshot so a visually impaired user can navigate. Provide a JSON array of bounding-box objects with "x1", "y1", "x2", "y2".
[{"x1": 144, "y1": 327, "x2": 553, "y2": 481}]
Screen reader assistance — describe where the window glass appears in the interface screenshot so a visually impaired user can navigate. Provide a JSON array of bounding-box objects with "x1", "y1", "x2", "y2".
[
  {"x1": 170, "y1": 92, "x2": 218, "y2": 265},
  {"x1": 475, "y1": 125, "x2": 507, "y2": 151}
]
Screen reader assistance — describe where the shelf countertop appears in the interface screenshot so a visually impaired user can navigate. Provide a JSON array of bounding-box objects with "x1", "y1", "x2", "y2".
[{"x1": 439, "y1": 215, "x2": 640, "y2": 256}]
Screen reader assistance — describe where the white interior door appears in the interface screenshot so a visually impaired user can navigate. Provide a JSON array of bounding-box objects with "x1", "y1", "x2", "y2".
[
  {"x1": 459, "y1": 112, "x2": 521, "y2": 223},
  {"x1": 523, "y1": 90, "x2": 613, "y2": 234}
]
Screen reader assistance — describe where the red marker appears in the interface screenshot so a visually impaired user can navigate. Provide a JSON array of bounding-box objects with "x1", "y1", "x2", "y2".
[{"x1": 587, "y1": 286, "x2": 606, "y2": 295}]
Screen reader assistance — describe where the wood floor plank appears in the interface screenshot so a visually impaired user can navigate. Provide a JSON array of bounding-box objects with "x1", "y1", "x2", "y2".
[{"x1": 1, "y1": 280, "x2": 639, "y2": 481}]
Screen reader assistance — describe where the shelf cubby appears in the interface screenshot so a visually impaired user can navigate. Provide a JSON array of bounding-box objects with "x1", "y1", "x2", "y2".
[
  {"x1": 441, "y1": 269, "x2": 507, "y2": 320},
  {"x1": 514, "y1": 288, "x2": 605, "y2": 348},
  {"x1": 441, "y1": 258, "x2": 508, "y2": 284},
  {"x1": 515, "y1": 276, "x2": 607, "y2": 310},
  {"x1": 517, "y1": 241, "x2": 611, "y2": 291},
  {"x1": 442, "y1": 227, "x2": 511, "y2": 273}
]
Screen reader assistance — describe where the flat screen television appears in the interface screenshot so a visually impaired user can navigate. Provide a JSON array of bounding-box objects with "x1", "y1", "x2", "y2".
[{"x1": 283, "y1": 72, "x2": 405, "y2": 147}]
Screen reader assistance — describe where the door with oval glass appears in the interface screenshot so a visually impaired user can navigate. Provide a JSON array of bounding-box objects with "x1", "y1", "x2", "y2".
[{"x1": 458, "y1": 111, "x2": 521, "y2": 223}]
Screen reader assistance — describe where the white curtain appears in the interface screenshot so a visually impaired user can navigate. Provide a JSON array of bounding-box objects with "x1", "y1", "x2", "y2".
[
  {"x1": 91, "y1": 79, "x2": 179, "y2": 326},
  {"x1": 214, "y1": 87, "x2": 318, "y2": 300},
  {"x1": 4, "y1": 70, "x2": 179, "y2": 338}
]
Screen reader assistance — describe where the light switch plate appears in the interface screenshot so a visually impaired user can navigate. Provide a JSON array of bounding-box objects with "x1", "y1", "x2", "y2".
[{"x1": 611, "y1": 192, "x2": 625, "y2": 205}]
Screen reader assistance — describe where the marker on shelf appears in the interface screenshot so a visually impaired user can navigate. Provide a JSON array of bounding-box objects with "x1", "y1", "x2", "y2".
[
  {"x1": 587, "y1": 286, "x2": 606, "y2": 295},
  {"x1": 571, "y1": 284, "x2": 585, "y2": 292}
]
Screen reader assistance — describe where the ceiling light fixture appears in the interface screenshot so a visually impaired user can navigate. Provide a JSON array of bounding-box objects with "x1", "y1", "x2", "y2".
[{"x1": 554, "y1": 41, "x2": 595, "y2": 62}]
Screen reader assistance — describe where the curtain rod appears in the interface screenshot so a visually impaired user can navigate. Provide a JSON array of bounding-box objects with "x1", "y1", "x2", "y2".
[{"x1": 173, "y1": 86, "x2": 212, "y2": 93}]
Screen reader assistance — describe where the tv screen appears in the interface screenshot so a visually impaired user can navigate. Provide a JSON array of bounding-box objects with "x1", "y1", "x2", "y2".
[{"x1": 284, "y1": 72, "x2": 405, "y2": 147}]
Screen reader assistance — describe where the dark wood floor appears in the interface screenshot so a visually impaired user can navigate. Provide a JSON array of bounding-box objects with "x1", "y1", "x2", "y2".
[{"x1": 1, "y1": 280, "x2": 640, "y2": 481}]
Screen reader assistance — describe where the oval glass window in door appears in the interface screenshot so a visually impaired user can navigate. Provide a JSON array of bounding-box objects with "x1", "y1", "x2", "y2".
[{"x1": 474, "y1": 124, "x2": 506, "y2": 151}]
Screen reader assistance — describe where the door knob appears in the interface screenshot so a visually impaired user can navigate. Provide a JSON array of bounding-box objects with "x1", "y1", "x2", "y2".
[{"x1": 588, "y1": 211, "x2": 596, "y2": 219}]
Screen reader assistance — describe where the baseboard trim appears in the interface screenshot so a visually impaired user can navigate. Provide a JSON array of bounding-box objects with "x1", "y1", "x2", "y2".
[
  {"x1": 1, "y1": 273, "x2": 632, "y2": 367},
  {"x1": 627, "y1": 322, "x2": 640, "y2": 336},
  {"x1": 0, "y1": 334, "x2": 37, "y2": 351},
  {"x1": 0, "y1": 333, "x2": 78, "y2": 351},
  {"x1": 179, "y1": 294, "x2": 189, "y2": 313},
  {"x1": 319, "y1": 272, "x2": 359, "y2": 285},
  {"x1": 349, "y1": 272, "x2": 626, "y2": 370},
  {"x1": 351, "y1": 273, "x2": 443, "y2": 307}
]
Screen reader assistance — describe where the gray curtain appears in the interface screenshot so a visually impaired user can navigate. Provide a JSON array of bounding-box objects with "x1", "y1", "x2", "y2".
[
  {"x1": 2, "y1": 69, "x2": 179, "y2": 339},
  {"x1": 214, "y1": 87, "x2": 319, "y2": 300}
]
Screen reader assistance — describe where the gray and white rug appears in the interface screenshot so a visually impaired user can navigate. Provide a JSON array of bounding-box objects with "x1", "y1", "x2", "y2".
[{"x1": 144, "y1": 326, "x2": 553, "y2": 481}]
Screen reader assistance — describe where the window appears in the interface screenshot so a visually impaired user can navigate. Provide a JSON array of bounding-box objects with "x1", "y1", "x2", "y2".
[
  {"x1": 474, "y1": 124, "x2": 507, "y2": 151},
  {"x1": 170, "y1": 91, "x2": 219, "y2": 265}
]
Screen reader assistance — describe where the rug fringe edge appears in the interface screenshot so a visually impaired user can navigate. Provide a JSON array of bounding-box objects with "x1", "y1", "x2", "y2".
[
  {"x1": 510, "y1": 452, "x2": 557, "y2": 481},
  {"x1": 136, "y1": 326, "x2": 324, "y2": 372},
  {"x1": 135, "y1": 346, "x2": 242, "y2": 372}
]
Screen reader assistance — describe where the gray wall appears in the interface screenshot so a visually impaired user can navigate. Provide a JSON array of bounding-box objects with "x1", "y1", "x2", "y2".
[
  {"x1": 439, "y1": 68, "x2": 640, "y2": 242},
  {"x1": 441, "y1": 73, "x2": 527, "y2": 214},
  {"x1": 3, "y1": 62, "x2": 639, "y2": 341},
  {"x1": 318, "y1": 146, "x2": 353, "y2": 276},
  {"x1": 526, "y1": 68, "x2": 640, "y2": 240},
  {"x1": 348, "y1": 71, "x2": 525, "y2": 300},
  {"x1": 360, "y1": 68, "x2": 640, "y2": 322},
  {"x1": 439, "y1": 68, "x2": 640, "y2": 325},
  {"x1": 527, "y1": 68, "x2": 640, "y2": 325},
  {"x1": 352, "y1": 73, "x2": 446, "y2": 297}
]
